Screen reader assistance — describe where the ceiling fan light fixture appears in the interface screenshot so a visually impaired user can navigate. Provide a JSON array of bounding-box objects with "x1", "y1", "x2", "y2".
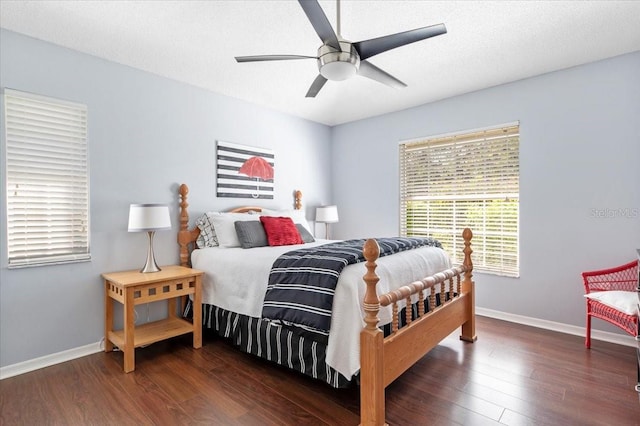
[
  {"x1": 317, "y1": 42, "x2": 360, "y2": 81},
  {"x1": 320, "y1": 61, "x2": 357, "y2": 81}
]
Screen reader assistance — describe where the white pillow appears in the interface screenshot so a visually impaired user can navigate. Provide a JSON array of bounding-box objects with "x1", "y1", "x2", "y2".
[
  {"x1": 210, "y1": 213, "x2": 260, "y2": 248},
  {"x1": 584, "y1": 291, "x2": 638, "y2": 315},
  {"x1": 261, "y1": 208, "x2": 311, "y2": 233}
]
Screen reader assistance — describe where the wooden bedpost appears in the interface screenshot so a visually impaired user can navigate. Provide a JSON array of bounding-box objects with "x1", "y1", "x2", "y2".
[
  {"x1": 360, "y1": 239, "x2": 387, "y2": 426},
  {"x1": 178, "y1": 184, "x2": 191, "y2": 267},
  {"x1": 460, "y1": 228, "x2": 477, "y2": 342},
  {"x1": 294, "y1": 190, "x2": 302, "y2": 210}
]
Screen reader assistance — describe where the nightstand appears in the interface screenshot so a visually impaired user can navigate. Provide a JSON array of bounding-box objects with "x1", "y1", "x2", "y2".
[{"x1": 102, "y1": 265, "x2": 203, "y2": 372}]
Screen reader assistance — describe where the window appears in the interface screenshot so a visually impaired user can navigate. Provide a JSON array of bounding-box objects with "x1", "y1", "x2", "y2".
[
  {"x1": 399, "y1": 123, "x2": 519, "y2": 277},
  {"x1": 4, "y1": 89, "x2": 90, "y2": 268}
]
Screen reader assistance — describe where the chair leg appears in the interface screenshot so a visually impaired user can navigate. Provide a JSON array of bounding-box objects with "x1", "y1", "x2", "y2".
[{"x1": 585, "y1": 313, "x2": 591, "y2": 349}]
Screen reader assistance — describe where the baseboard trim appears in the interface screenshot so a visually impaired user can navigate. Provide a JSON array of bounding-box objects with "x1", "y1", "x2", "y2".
[
  {"x1": 476, "y1": 307, "x2": 637, "y2": 348},
  {"x1": 0, "y1": 341, "x2": 102, "y2": 380},
  {"x1": 1, "y1": 309, "x2": 635, "y2": 380}
]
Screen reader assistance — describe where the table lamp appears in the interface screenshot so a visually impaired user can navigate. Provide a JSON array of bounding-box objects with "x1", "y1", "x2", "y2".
[
  {"x1": 315, "y1": 205, "x2": 339, "y2": 239},
  {"x1": 128, "y1": 204, "x2": 171, "y2": 273}
]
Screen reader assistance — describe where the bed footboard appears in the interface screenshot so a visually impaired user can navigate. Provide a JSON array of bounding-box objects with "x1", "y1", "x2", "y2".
[{"x1": 360, "y1": 229, "x2": 475, "y2": 426}]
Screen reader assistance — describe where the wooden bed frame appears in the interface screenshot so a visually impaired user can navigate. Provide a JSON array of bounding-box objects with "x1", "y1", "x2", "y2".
[{"x1": 177, "y1": 183, "x2": 476, "y2": 426}]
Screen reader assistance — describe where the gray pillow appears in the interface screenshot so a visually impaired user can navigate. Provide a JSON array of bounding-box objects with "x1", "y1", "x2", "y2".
[
  {"x1": 296, "y1": 224, "x2": 315, "y2": 243},
  {"x1": 235, "y1": 221, "x2": 268, "y2": 249}
]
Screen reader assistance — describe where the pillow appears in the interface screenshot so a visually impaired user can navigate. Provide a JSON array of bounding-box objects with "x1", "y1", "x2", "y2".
[
  {"x1": 296, "y1": 224, "x2": 315, "y2": 243},
  {"x1": 195, "y1": 212, "x2": 219, "y2": 248},
  {"x1": 261, "y1": 208, "x2": 311, "y2": 233},
  {"x1": 584, "y1": 291, "x2": 638, "y2": 315},
  {"x1": 260, "y1": 216, "x2": 303, "y2": 246},
  {"x1": 210, "y1": 213, "x2": 260, "y2": 248},
  {"x1": 235, "y1": 221, "x2": 269, "y2": 249}
]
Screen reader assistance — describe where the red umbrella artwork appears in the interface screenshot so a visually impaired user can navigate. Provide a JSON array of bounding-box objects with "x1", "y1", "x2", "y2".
[{"x1": 239, "y1": 156, "x2": 274, "y2": 198}]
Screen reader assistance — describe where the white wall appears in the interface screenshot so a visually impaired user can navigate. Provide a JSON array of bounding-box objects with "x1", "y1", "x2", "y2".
[
  {"x1": 330, "y1": 51, "x2": 640, "y2": 331},
  {"x1": 0, "y1": 30, "x2": 332, "y2": 368}
]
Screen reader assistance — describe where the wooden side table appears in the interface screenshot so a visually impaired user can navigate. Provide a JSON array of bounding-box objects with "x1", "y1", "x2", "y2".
[{"x1": 102, "y1": 265, "x2": 203, "y2": 372}]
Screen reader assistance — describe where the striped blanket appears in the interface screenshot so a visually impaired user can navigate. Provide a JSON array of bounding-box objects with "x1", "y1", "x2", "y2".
[{"x1": 261, "y1": 237, "x2": 442, "y2": 333}]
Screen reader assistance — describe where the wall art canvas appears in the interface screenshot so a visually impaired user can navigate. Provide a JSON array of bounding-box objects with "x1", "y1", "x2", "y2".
[{"x1": 216, "y1": 140, "x2": 274, "y2": 199}]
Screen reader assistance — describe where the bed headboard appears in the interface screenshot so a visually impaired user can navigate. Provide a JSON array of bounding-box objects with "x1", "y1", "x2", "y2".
[{"x1": 178, "y1": 183, "x2": 303, "y2": 267}]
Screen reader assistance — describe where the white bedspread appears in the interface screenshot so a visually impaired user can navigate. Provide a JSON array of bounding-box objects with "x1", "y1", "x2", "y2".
[{"x1": 191, "y1": 240, "x2": 451, "y2": 379}]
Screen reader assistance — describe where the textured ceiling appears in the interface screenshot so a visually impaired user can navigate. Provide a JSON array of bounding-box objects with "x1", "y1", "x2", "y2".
[{"x1": 1, "y1": 0, "x2": 639, "y2": 126}]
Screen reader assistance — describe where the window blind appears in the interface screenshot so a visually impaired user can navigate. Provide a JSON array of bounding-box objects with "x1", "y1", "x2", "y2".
[
  {"x1": 399, "y1": 124, "x2": 519, "y2": 277},
  {"x1": 4, "y1": 89, "x2": 90, "y2": 267}
]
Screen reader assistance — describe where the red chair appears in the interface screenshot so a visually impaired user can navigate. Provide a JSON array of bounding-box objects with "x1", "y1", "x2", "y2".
[{"x1": 582, "y1": 259, "x2": 638, "y2": 348}]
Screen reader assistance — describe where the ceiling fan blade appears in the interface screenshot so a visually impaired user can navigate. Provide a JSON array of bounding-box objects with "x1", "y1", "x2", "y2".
[
  {"x1": 298, "y1": 0, "x2": 340, "y2": 51},
  {"x1": 357, "y1": 60, "x2": 407, "y2": 89},
  {"x1": 235, "y1": 55, "x2": 316, "y2": 63},
  {"x1": 305, "y1": 74, "x2": 328, "y2": 98},
  {"x1": 353, "y1": 23, "x2": 447, "y2": 60}
]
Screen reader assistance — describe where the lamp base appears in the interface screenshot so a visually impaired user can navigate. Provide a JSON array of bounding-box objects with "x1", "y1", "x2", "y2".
[
  {"x1": 140, "y1": 231, "x2": 161, "y2": 273},
  {"x1": 140, "y1": 261, "x2": 161, "y2": 274}
]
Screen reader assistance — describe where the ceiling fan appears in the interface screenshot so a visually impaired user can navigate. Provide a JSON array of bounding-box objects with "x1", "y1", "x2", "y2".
[{"x1": 235, "y1": 0, "x2": 447, "y2": 98}]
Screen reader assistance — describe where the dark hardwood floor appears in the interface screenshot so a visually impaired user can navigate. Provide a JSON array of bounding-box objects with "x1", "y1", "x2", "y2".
[{"x1": 1, "y1": 316, "x2": 638, "y2": 425}]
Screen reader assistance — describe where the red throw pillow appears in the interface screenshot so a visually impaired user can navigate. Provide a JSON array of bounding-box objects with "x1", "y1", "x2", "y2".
[{"x1": 260, "y1": 216, "x2": 303, "y2": 246}]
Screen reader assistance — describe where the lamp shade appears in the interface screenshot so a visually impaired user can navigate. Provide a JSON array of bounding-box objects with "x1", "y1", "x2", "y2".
[
  {"x1": 128, "y1": 204, "x2": 171, "y2": 232},
  {"x1": 316, "y1": 205, "x2": 339, "y2": 223}
]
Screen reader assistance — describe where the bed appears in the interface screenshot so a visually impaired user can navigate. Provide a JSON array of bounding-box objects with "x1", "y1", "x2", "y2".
[{"x1": 177, "y1": 183, "x2": 476, "y2": 425}]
